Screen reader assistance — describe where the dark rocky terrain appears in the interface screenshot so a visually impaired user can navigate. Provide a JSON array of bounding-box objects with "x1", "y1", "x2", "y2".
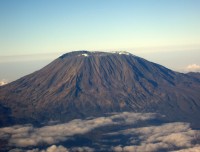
[
  {"x1": 187, "y1": 72, "x2": 200, "y2": 80},
  {"x1": 0, "y1": 51, "x2": 200, "y2": 127}
]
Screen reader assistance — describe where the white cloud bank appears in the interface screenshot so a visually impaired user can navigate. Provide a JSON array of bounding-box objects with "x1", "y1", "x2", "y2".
[
  {"x1": 0, "y1": 112, "x2": 199, "y2": 152},
  {"x1": 0, "y1": 79, "x2": 8, "y2": 86},
  {"x1": 0, "y1": 112, "x2": 155, "y2": 148},
  {"x1": 32, "y1": 145, "x2": 68, "y2": 152},
  {"x1": 111, "y1": 122, "x2": 200, "y2": 152},
  {"x1": 9, "y1": 145, "x2": 94, "y2": 152},
  {"x1": 185, "y1": 64, "x2": 200, "y2": 72},
  {"x1": 171, "y1": 146, "x2": 200, "y2": 152}
]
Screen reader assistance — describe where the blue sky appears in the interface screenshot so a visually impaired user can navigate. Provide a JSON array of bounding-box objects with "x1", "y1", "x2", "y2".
[{"x1": 0, "y1": 0, "x2": 200, "y2": 82}]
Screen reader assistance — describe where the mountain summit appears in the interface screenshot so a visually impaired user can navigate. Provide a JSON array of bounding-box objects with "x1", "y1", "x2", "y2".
[{"x1": 0, "y1": 51, "x2": 200, "y2": 126}]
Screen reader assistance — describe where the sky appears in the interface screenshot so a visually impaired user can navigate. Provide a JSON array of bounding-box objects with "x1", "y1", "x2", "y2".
[{"x1": 0, "y1": 0, "x2": 200, "y2": 83}]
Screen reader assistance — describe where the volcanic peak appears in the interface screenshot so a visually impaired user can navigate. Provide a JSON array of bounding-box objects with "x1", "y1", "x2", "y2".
[
  {"x1": 1, "y1": 50, "x2": 200, "y2": 127},
  {"x1": 59, "y1": 50, "x2": 132, "y2": 59}
]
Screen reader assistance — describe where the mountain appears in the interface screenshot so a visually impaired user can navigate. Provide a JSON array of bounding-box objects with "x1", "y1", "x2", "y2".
[
  {"x1": 0, "y1": 51, "x2": 200, "y2": 127},
  {"x1": 187, "y1": 72, "x2": 200, "y2": 80}
]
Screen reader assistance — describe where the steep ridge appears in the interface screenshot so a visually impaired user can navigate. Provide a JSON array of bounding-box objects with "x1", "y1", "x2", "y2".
[{"x1": 0, "y1": 51, "x2": 200, "y2": 127}]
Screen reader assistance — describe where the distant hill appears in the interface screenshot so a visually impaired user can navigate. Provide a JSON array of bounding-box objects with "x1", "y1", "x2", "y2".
[{"x1": 0, "y1": 51, "x2": 200, "y2": 127}]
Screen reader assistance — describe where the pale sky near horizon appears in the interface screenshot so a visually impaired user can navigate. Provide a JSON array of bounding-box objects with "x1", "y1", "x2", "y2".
[{"x1": 0, "y1": 0, "x2": 200, "y2": 83}]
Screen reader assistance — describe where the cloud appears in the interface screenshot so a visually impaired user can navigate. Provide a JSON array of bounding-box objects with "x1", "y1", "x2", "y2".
[
  {"x1": 0, "y1": 79, "x2": 8, "y2": 86},
  {"x1": 111, "y1": 122, "x2": 200, "y2": 152},
  {"x1": 171, "y1": 146, "x2": 200, "y2": 152},
  {"x1": 185, "y1": 64, "x2": 200, "y2": 72},
  {"x1": 9, "y1": 145, "x2": 69, "y2": 152},
  {"x1": 0, "y1": 112, "x2": 156, "y2": 148},
  {"x1": 1, "y1": 112, "x2": 200, "y2": 152},
  {"x1": 70, "y1": 147, "x2": 94, "y2": 152},
  {"x1": 10, "y1": 145, "x2": 95, "y2": 152},
  {"x1": 43, "y1": 145, "x2": 69, "y2": 152}
]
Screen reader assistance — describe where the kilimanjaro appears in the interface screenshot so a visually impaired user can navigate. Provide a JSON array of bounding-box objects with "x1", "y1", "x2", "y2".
[{"x1": 0, "y1": 51, "x2": 200, "y2": 127}]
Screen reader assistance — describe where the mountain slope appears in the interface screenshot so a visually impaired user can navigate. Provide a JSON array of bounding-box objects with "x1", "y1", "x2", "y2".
[
  {"x1": 187, "y1": 72, "x2": 200, "y2": 80},
  {"x1": 0, "y1": 51, "x2": 200, "y2": 127}
]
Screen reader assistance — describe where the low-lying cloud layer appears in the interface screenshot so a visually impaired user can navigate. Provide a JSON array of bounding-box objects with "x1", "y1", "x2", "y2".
[
  {"x1": 0, "y1": 79, "x2": 8, "y2": 86},
  {"x1": 185, "y1": 64, "x2": 200, "y2": 72},
  {"x1": 0, "y1": 112, "x2": 199, "y2": 152},
  {"x1": 0, "y1": 112, "x2": 155, "y2": 148},
  {"x1": 111, "y1": 122, "x2": 200, "y2": 152},
  {"x1": 171, "y1": 146, "x2": 200, "y2": 152},
  {"x1": 10, "y1": 145, "x2": 94, "y2": 152}
]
